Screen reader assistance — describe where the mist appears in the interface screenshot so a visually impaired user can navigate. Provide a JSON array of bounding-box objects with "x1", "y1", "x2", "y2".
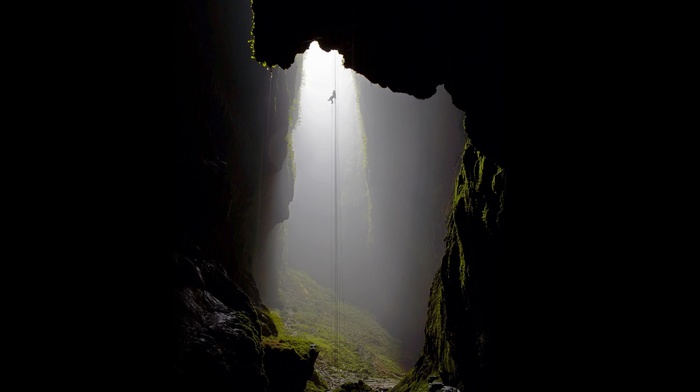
[{"x1": 255, "y1": 41, "x2": 466, "y2": 368}]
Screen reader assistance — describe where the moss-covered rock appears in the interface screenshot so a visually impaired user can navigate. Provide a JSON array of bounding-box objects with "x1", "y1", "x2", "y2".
[
  {"x1": 305, "y1": 369, "x2": 329, "y2": 392},
  {"x1": 393, "y1": 138, "x2": 502, "y2": 392},
  {"x1": 262, "y1": 335, "x2": 320, "y2": 392},
  {"x1": 260, "y1": 305, "x2": 323, "y2": 392}
]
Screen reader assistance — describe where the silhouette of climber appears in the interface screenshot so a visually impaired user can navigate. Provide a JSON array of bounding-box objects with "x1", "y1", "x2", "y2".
[{"x1": 328, "y1": 90, "x2": 336, "y2": 104}]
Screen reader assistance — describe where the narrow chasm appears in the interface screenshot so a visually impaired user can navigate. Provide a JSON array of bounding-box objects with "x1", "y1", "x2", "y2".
[
  {"x1": 252, "y1": 42, "x2": 469, "y2": 391},
  {"x1": 169, "y1": 1, "x2": 502, "y2": 391}
]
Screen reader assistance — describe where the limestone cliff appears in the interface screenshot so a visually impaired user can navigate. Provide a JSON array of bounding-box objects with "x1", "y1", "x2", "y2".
[{"x1": 392, "y1": 138, "x2": 503, "y2": 392}]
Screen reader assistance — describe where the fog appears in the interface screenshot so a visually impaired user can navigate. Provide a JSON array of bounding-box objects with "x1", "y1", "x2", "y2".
[{"x1": 255, "y1": 41, "x2": 466, "y2": 368}]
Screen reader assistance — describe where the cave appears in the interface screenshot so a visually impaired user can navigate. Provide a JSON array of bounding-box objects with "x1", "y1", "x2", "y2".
[{"x1": 77, "y1": 0, "x2": 504, "y2": 391}]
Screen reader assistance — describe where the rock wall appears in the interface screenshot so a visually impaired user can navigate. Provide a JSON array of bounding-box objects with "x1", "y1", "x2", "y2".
[
  {"x1": 166, "y1": 0, "x2": 298, "y2": 389},
  {"x1": 392, "y1": 138, "x2": 503, "y2": 392}
]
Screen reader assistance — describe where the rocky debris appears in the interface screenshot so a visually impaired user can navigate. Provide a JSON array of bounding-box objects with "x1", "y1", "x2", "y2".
[
  {"x1": 310, "y1": 360, "x2": 402, "y2": 392},
  {"x1": 363, "y1": 377, "x2": 401, "y2": 392},
  {"x1": 332, "y1": 380, "x2": 373, "y2": 392},
  {"x1": 312, "y1": 365, "x2": 352, "y2": 391},
  {"x1": 429, "y1": 381, "x2": 460, "y2": 392}
]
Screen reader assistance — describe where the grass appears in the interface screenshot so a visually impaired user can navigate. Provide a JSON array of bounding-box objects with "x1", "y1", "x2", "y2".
[{"x1": 269, "y1": 267, "x2": 406, "y2": 388}]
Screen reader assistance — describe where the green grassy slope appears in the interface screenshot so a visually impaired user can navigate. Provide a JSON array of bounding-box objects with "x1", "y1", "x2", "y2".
[{"x1": 271, "y1": 267, "x2": 406, "y2": 388}]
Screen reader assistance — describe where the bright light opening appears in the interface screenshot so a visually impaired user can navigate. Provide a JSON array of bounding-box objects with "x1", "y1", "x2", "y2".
[{"x1": 287, "y1": 40, "x2": 370, "y2": 287}]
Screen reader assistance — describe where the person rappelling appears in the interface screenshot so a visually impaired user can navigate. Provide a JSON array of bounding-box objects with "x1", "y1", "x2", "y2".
[{"x1": 328, "y1": 90, "x2": 336, "y2": 104}]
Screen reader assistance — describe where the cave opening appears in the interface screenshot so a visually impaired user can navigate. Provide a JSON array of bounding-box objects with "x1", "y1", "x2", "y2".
[
  {"x1": 252, "y1": 41, "x2": 467, "y2": 388},
  {"x1": 162, "y1": 0, "x2": 501, "y2": 389}
]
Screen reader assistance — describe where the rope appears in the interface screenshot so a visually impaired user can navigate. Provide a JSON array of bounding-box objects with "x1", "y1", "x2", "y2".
[
  {"x1": 332, "y1": 52, "x2": 339, "y2": 369},
  {"x1": 337, "y1": 58, "x2": 344, "y2": 371},
  {"x1": 331, "y1": 51, "x2": 343, "y2": 370}
]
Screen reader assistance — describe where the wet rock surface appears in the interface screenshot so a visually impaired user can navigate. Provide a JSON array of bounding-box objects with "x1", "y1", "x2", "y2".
[
  {"x1": 313, "y1": 364, "x2": 400, "y2": 392},
  {"x1": 363, "y1": 377, "x2": 401, "y2": 392},
  {"x1": 172, "y1": 255, "x2": 267, "y2": 391}
]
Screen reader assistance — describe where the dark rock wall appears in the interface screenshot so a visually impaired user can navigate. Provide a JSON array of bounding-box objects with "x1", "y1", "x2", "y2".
[
  {"x1": 252, "y1": 0, "x2": 503, "y2": 167},
  {"x1": 392, "y1": 139, "x2": 503, "y2": 392},
  {"x1": 167, "y1": 0, "x2": 297, "y2": 389},
  {"x1": 171, "y1": 255, "x2": 269, "y2": 391}
]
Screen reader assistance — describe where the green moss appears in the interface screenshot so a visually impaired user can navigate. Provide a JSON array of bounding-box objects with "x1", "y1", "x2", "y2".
[
  {"x1": 491, "y1": 165, "x2": 503, "y2": 192},
  {"x1": 391, "y1": 369, "x2": 431, "y2": 392},
  {"x1": 424, "y1": 273, "x2": 448, "y2": 369},
  {"x1": 284, "y1": 59, "x2": 304, "y2": 182},
  {"x1": 262, "y1": 335, "x2": 316, "y2": 359},
  {"x1": 452, "y1": 165, "x2": 465, "y2": 210},
  {"x1": 394, "y1": 248, "x2": 465, "y2": 392},
  {"x1": 286, "y1": 131, "x2": 297, "y2": 181},
  {"x1": 248, "y1": 1, "x2": 270, "y2": 69},
  {"x1": 288, "y1": 97, "x2": 300, "y2": 128},
  {"x1": 305, "y1": 369, "x2": 328, "y2": 392},
  {"x1": 267, "y1": 308, "x2": 286, "y2": 335},
  {"x1": 481, "y1": 202, "x2": 489, "y2": 227},
  {"x1": 274, "y1": 268, "x2": 405, "y2": 381},
  {"x1": 457, "y1": 237, "x2": 467, "y2": 293},
  {"x1": 474, "y1": 150, "x2": 485, "y2": 191},
  {"x1": 261, "y1": 306, "x2": 318, "y2": 359},
  {"x1": 248, "y1": 1, "x2": 256, "y2": 59},
  {"x1": 492, "y1": 165, "x2": 506, "y2": 229},
  {"x1": 397, "y1": 131, "x2": 504, "y2": 391}
]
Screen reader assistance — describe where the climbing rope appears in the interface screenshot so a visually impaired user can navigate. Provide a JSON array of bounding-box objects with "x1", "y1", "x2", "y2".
[{"x1": 331, "y1": 51, "x2": 343, "y2": 370}]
